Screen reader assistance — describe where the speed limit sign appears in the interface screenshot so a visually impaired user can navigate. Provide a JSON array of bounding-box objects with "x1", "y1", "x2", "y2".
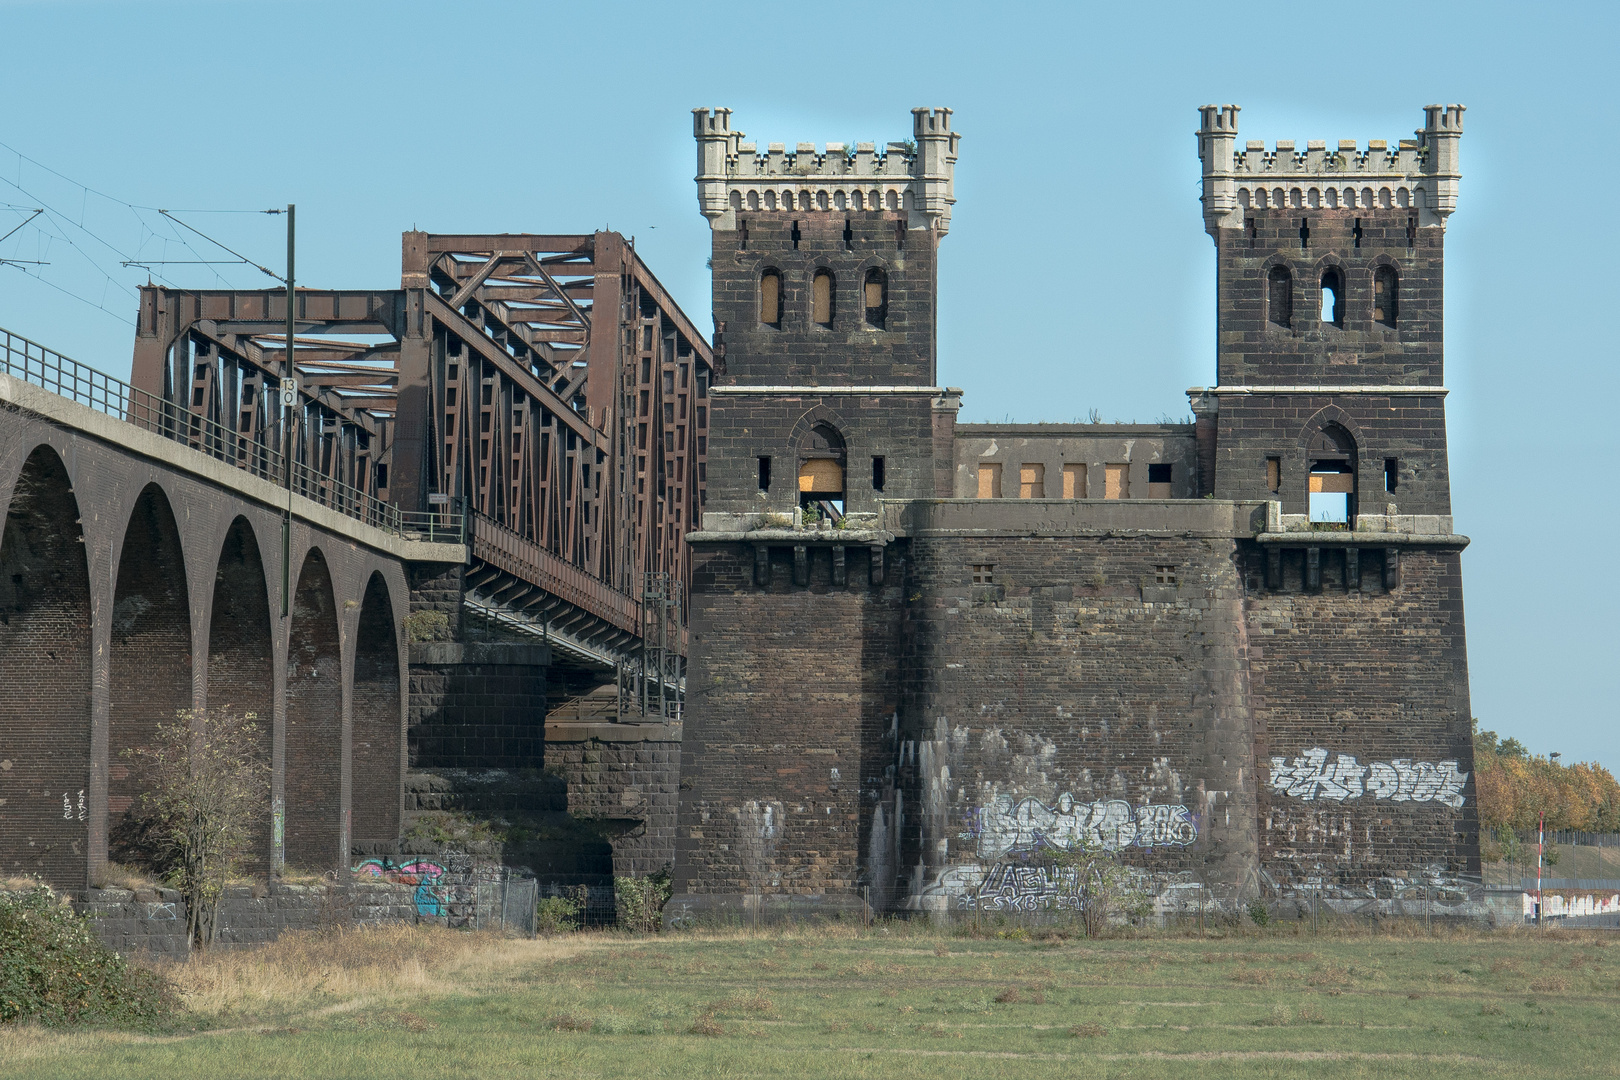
[{"x1": 280, "y1": 378, "x2": 299, "y2": 407}]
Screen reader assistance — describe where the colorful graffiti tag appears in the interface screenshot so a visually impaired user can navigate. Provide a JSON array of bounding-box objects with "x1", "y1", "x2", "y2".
[
  {"x1": 352, "y1": 858, "x2": 447, "y2": 917},
  {"x1": 1267, "y1": 748, "x2": 1468, "y2": 808},
  {"x1": 971, "y1": 793, "x2": 1198, "y2": 859}
]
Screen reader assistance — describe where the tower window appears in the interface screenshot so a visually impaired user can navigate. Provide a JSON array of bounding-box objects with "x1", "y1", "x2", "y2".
[
  {"x1": 759, "y1": 269, "x2": 781, "y2": 328},
  {"x1": 812, "y1": 269, "x2": 835, "y2": 328},
  {"x1": 872, "y1": 455, "x2": 885, "y2": 493},
  {"x1": 1267, "y1": 266, "x2": 1292, "y2": 328},
  {"x1": 971, "y1": 564, "x2": 994, "y2": 585},
  {"x1": 1147, "y1": 463, "x2": 1172, "y2": 498},
  {"x1": 1374, "y1": 266, "x2": 1399, "y2": 328},
  {"x1": 1320, "y1": 267, "x2": 1344, "y2": 327},
  {"x1": 758, "y1": 455, "x2": 771, "y2": 492},
  {"x1": 864, "y1": 268, "x2": 888, "y2": 329},
  {"x1": 1154, "y1": 565, "x2": 1178, "y2": 586},
  {"x1": 1385, "y1": 457, "x2": 1399, "y2": 492},
  {"x1": 1266, "y1": 456, "x2": 1281, "y2": 494}
]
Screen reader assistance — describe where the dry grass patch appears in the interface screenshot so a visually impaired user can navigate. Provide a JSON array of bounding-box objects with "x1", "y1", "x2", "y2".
[{"x1": 1069, "y1": 1021, "x2": 1107, "y2": 1038}]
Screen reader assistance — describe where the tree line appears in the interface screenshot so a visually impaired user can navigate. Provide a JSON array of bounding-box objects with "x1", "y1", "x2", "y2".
[{"x1": 1473, "y1": 722, "x2": 1620, "y2": 834}]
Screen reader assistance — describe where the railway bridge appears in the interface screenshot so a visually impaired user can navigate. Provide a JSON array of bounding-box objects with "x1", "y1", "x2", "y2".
[{"x1": 1, "y1": 231, "x2": 710, "y2": 890}]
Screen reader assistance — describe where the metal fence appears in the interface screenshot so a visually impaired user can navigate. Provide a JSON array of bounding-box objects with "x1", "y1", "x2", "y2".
[
  {"x1": 1518, "y1": 878, "x2": 1620, "y2": 892},
  {"x1": 472, "y1": 877, "x2": 538, "y2": 935},
  {"x1": 1, "y1": 326, "x2": 461, "y2": 543},
  {"x1": 1521, "y1": 830, "x2": 1620, "y2": 849}
]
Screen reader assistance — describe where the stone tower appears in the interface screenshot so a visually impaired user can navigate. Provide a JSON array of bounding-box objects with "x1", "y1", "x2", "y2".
[
  {"x1": 1197, "y1": 103, "x2": 1465, "y2": 526},
  {"x1": 669, "y1": 109, "x2": 959, "y2": 920}
]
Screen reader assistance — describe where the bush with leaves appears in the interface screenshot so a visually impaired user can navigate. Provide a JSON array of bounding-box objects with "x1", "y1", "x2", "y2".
[
  {"x1": 0, "y1": 886, "x2": 177, "y2": 1029},
  {"x1": 123, "y1": 707, "x2": 269, "y2": 952},
  {"x1": 614, "y1": 871, "x2": 671, "y2": 933},
  {"x1": 1039, "y1": 843, "x2": 1150, "y2": 938},
  {"x1": 537, "y1": 888, "x2": 585, "y2": 935},
  {"x1": 1474, "y1": 721, "x2": 1620, "y2": 833}
]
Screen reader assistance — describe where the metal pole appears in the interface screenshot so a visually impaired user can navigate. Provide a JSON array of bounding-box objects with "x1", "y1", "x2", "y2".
[
  {"x1": 1537, "y1": 810, "x2": 1544, "y2": 928},
  {"x1": 280, "y1": 204, "x2": 295, "y2": 618}
]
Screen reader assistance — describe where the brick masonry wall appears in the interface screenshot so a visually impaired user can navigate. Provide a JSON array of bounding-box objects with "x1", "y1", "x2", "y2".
[
  {"x1": 543, "y1": 732, "x2": 680, "y2": 877},
  {"x1": 0, "y1": 404, "x2": 413, "y2": 890},
  {"x1": 896, "y1": 534, "x2": 1258, "y2": 910},
  {"x1": 705, "y1": 391, "x2": 939, "y2": 515},
  {"x1": 1211, "y1": 211, "x2": 1453, "y2": 516},
  {"x1": 353, "y1": 575, "x2": 402, "y2": 843},
  {"x1": 1242, "y1": 545, "x2": 1478, "y2": 890},
  {"x1": 407, "y1": 644, "x2": 547, "y2": 770},
  {"x1": 205, "y1": 518, "x2": 274, "y2": 870},
  {"x1": 672, "y1": 541, "x2": 902, "y2": 914},
  {"x1": 710, "y1": 212, "x2": 936, "y2": 387},
  {"x1": 0, "y1": 447, "x2": 92, "y2": 887}
]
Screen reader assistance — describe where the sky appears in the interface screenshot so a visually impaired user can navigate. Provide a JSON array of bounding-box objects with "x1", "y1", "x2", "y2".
[{"x1": 0, "y1": 0, "x2": 1614, "y2": 767}]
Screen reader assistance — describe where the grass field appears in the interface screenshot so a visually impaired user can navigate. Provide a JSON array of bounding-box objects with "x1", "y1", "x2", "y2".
[{"x1": 3, "y1": 921, "x2": 1616, "y2": 1079}]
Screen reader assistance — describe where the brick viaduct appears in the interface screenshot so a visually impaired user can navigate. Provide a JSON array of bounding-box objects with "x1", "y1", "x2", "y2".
[{"x1": 0, "y1": 368, "x2": 463, "y2": 888}]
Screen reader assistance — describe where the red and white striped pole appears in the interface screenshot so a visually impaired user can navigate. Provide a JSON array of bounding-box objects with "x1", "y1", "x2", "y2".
[{"x1": 1536, "y1": 811, "x2": 1545, "y2": 927}]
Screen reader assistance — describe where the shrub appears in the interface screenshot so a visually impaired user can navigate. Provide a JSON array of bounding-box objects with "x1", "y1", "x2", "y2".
[
  {"x1": 0, "y1": 886, "x2": 178, "y2": 1029},
  {"x1": 614, "y1": 872, "x2": 671, "y2": 933},
  {"x1": 403, "y1": 609, "x2": 453, "y2": 642},
  {"x1": 1248, "y1": 898, "x2": 1271, "y2": 927},
  {"x1": 537, "y1": 889, "x2": 584, "y2": 935}
]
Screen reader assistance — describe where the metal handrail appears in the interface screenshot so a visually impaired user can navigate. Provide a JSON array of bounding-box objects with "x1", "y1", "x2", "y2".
[{"x1": 0, "y1": 326, "x2": 452, "y2": 540}]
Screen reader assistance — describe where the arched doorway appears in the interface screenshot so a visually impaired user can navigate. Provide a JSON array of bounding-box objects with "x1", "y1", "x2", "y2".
[
  {"x1": 109, "y1": 484, "x2": 192, "y2": 867},
  {"x1": 798, "y1": 423, "x2": 846, "y2": 522},
  {"x1": 351, "y1": 572, "x2": 400, "y2": 843},
  {"x1": 1307, "y1": 425, "x2": 1357, "y2": 527},
  {"x1": 0, "y1": 447, "x2": 92, "y2": 887},
  {"x1": 285, "y1": 548, "x2": 342, "y2": 869},
  {"x1": 206, "y1": 517, "x2": 274, "y2": 869}
]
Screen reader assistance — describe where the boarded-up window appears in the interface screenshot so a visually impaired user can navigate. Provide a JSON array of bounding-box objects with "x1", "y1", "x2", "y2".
[
  {"x1": 1062, "y1": 462, "x2": 1087, "y2": 499},
  {"x1": 1266, "y1": 457, "x2": 1281, "y2": 493},
  {"x1": 1104, "y1": 463, "x2": 1129, "y2": 500},
  {"x1": 799, "y1": 458, "x2": 844, "y2": 493},
  {"x1": 977, "y1": 463, "x2": 1002, "y2": 499},
  {"x1": 760, "y1": 269, "x2": 781, "y2": 327},
  {"x1": 864, "y1": 268, "x2": 887, "y2": 329},
  {"x1": 1147, "y1": 463, "x2": 1173, "y2": 498},
  {"x1": 1019, "y1": 463, "x2": 1045, "y2": 498},
  {"x1": 812, "y1": 269, "x2": 834, "y2": 327}
]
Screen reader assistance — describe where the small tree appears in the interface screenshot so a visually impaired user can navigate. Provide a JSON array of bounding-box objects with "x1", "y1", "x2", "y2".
[
  {"x1": 124, "y1": 707, "x2": 269, "y2": 952},
  {"x1": 1044, "y1": 842, "x2": 1150, "y2": 938}
]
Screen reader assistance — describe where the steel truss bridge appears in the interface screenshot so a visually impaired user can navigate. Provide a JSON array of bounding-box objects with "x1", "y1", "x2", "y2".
[{"x1": 130, "y1": 232, "x2": 710, "y2": 716}]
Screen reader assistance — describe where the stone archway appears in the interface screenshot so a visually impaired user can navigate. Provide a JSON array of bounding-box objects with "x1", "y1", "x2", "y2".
[
  {"x1": 285, "y1": 548, "x2": 342, "y2": 870},
  {"x1": 206, "y1": 516, "x2": 274, "y2": 869},
  {"x1": 0, "y1": 446, "x2": 92, "y2": 887},
  {"x1": 351, "y1": 572, "x2": 400, "y2": 843}
]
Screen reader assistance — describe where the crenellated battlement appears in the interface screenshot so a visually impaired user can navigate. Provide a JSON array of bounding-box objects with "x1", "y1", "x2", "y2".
[
  {"x1": 1197, "y1": 104, "x2": 1464, "y2": 237},
  {"x1": 693, "y1": 107, "x2": 960, "y2": 236}
]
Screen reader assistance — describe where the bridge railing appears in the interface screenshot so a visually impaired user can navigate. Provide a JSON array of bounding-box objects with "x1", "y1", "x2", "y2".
[{"x1": 0, "y1": 327, "x2": 448, "y2": 541}]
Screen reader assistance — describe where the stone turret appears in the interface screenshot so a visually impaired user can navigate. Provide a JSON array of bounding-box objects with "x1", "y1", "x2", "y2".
[
  {"x1": 692, "y1": 107, "x2": 960, "y2": 235},
  {"x1": 1199, "y1": 103, "x2": 1466, "y2": 238}
]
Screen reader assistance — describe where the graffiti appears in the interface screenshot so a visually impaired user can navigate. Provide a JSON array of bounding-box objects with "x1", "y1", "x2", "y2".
[
  {"x1": 145, "y1": 901, "x2": 177, "y2": 920},
  {"x1": 1526, "y1": 892, "x2": 1620, "y2": 920},
  {"x1": 972, "y1": 793, "x2": 1197, "y2": 858},
  {"x1": 972, "y1": 863, "x2": 1082, "y2": 912},
  {"x1": 60, "y1": 790, "x2": 86, "y2": 821},
  {"x1": 1267, "y1": 748, "x2": 1467, "y2": 808},
  {"x1": 353, "y1": 858, "x2": 447, "y2": 917}
]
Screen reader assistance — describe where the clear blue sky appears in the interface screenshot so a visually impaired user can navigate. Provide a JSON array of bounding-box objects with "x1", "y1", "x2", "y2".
[{"x1": 1, "y1": 1, "x2": 1613, "y2": 767}]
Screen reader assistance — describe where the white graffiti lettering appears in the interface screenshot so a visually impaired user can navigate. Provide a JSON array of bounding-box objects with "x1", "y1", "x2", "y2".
[
  {"x1": 974, "y1": 794, "x2": 1197, "y2": 858},
  {"x1": 1268, "y1": 749, "x2": 1467, "y2": 809}
]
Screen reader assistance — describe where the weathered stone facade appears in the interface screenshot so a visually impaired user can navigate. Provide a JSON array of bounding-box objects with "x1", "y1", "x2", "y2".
[{"x1": 671, "y1": 104, "x2": 1478, "y2": 921}]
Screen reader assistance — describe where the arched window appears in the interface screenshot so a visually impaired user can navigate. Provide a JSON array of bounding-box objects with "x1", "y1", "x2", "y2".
[
  {"x1": 1267, "y1": 266, "x2": 1292, "y2": 329},
  {"x1": 812, "y1": 269, "x2": 835, "y2": 328},
  {"x1": 798, "y1": 423, "x2": 847, "y2": 520},
  {"x1": 1307, "y1": 424, "x2": 1357, "y2": 527},
  {"x1": 1373, "y1": 266, "x2": 1399, "y2": 328},
  {"x1": 759, "y1": 269, "x2": 781, "y2": 328},
  {"x1": 1320, "y1": 267, "x2": 1344, "y2": 327},
  {"x1": 863, "y1": 268, "x2": 887, "y2": 329}
]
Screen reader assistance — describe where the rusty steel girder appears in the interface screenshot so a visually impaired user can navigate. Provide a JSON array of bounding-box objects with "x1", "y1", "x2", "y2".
[{"x1": 130, "y1": 232, "x2": 711, "y2": 675}]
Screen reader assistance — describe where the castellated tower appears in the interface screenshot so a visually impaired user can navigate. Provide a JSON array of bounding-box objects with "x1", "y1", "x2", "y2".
[
  {"x1": 1197, "y1": 104, "x2": 1465, "y2": 524},
  {"x1": 671, "y1": 108, "x2": 960, "y2": 920}
]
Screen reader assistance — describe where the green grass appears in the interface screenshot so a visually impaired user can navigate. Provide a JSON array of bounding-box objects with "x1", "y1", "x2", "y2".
[{"x1": 4, "y1": 922, "x2": 1617, "y2": 1079}]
